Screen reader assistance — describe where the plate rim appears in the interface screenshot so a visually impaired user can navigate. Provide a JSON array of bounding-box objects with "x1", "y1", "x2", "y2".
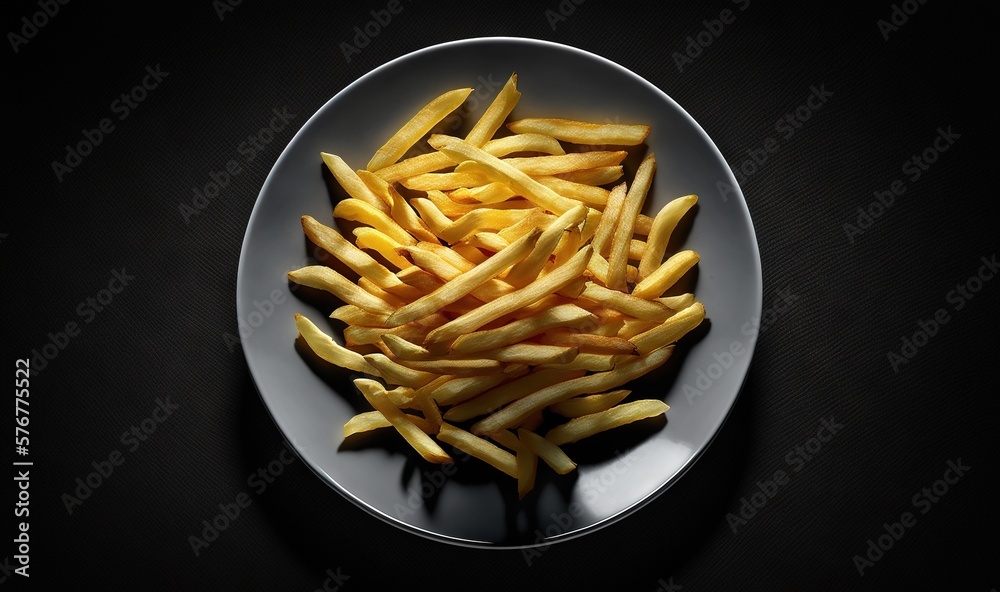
[{"x1": 236, "y1": 35, "x2": 763, "y2": 549}]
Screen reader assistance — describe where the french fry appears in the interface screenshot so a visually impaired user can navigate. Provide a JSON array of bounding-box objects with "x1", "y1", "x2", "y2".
[
  {"x1": 627, "y1": 302, "x2": 706, "y2": 355},
  {"x1": 363, "y1": 353, "x2": 438, "y2": 388},
  {"x1": 334, "y1": 199, "x2": 417, "y2": 246},
  {"x1": 546, "y1": 399, "x2": 669, "y2": 446},
  {"x1": 475, "y1": 343, "x2": 578, "y2": 365},
  {"x1": 401, "y1": 170, "x2": 491, "y2": 192},
  {"x1": 444, "y1": 369, "x2": 585, "y2": 422},
  {"x1": 353, "y1": 227, "x2": 412, "y2": 270},
  {"x1": 428, "y1": 135, "x2": 580, "y2": 215},
  {"x1": 367, "y1": 87, "x2": 473, "y2": 171},
  {"x1": 343, "y1": 410, "x2": 435, "y2": 437},
  {"x1": 631, "y1": 250, "x2": 700, "y2": 299},
  {"x1": 538, "y1": 332, "x2": 638, "y2": 355},
  {"x1": 437, "y1": 423, "x2": 517, "y2": 478},
  {"x1": 301, "y1": 215, "x2": 411, "y2": 294},
  {"x1": 504, "y1": 204, "x2": 588, "y2": 288},
  {"x1": 518, "y1": 429, "x2": 577, "y2": 474},
  {"x1": 321, "y1": 153, "x2": 389, "y2": 212},
  {"x1": 387, "y1": 229, "x2": 540, "y2": 325},
  {"x1": 357, "y1": 170, "x2": 441, "y2": 244},
  {"x1": 581, "y1": 282, "x2": 675, "y2": 322},
  {"x1": 507, "y1": 118, "x2": 650, "y2": 146},
  {"x1": 294, "y1": 314, "x2": 380, "y2": 375},
  {"x1": 439, "y1": 207, "x2": 536, "y2": 243},
  {"x1": 288, "y1": 266, "x2": 395, "y2": 315},
  {"x1": 535, "y1": 175, "x2": 611, "y2": 207},
  {"x1": 449, "y1": 304, "x2": 596, "y2": 354},
  {"x1": 549, "y1": 390, "x2": 631, "y2": 418},
  {"x1": 556, "y1": 166, "x2": 623, "y2": 186},
  {"x1": 431, "y1": 372, "x2": 515, "y2": 406},
  {"x1": 494, "y1": 151, "x2": 627, "y2": 176},
  {"x1": 392, "y1": 358, "x2": 503, "y2": 376},
  {"x1": 607, "y1": 154, "x2": 655, "y2": 291},
  {"x1": 355, "y1": 379, "x2": 453, "y2": 463},
  {"x1": 537, "y1": 353, "x2": 616, "y2": 372},
  {"x1": 329, "y1": 305, "x2": 390, "y2": 327},
  {"x1": 471, "y1": 345, "x2": 674, "y2": 434},
  {"x1": 515, "y1": 439, "x2": 538, "y2": 499},
  {"x1": 591, "y1": 183, "x2": 626, "y2": 257},
  {"x1": 425, "y1": 246, "x2": 593, "y2": 344},
  {"x1": 638, "y1": 194, "x2": 698, "y2": 280}
]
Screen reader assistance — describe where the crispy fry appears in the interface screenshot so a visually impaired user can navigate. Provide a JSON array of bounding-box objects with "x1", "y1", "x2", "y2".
[
  {"x1": 334, "y1": 198, "x2": 417, "y2": 246},
  {"x1": 471, "y1": 345, "x2": 674, "y2": 434},
  {"x1": 504, "y1": 204, "x2": 588, "y2": 288},
  {"x1": 367, "y1": 87, "x2": 473, "y2": 171},
  {"x1": 537, "y1": 353, "x2": 616, "y2": 372},
  {"x1": 496, "y1": 151, "x2": 627, "y2": 176},
  {"x1": 294, "y1": 314, "x2": 380, "y2": 375},
  {"x1": 301, "y1": 215, "x2": 411, "y2": 294},
  {"x1": 437, "y1": 423, "x2": 517, "y2": 478},
  {"x1": 475, "y1": 343, "x2": 578, "y2": 365},
  {"x1": 538, "y1": 332, "x2": 638, "y2": 355},
  {"x1": 549, "y1": 390, "x2": 631, "y2": 418},
  {"x1": 556, "y1": 166, "x2": 623, "y2": 186},
  {"x1": 449, "y1": 303, "x2": 595, "y2": 354},
  {"x1": 393, "y1": 357, "x2": 503, "y2": 376},
  {"x1": 546, "y1": 399, "x2": 669, "y2": 446},
  {"x1": 631, "y1": 250, "x2": 700, "y2": 299},
  {"x1": 353, "y1": 227, "x2": 413, "y2": 270},
  {"x1": 581, "y1": 282, "x2": 675, "y2": 322},
  {"x1": 320, "y1": 153, "x2": 388, "y2": 212},
  {"x1": 507, "y1": 118, "x2": 650, "y2": 146},
  {"x1": 343, "y1": 410, "x2": 435, "y2": 437},
  {"x1": 607, "y1": 154, "x2": 655, "y2": 291},
  {"x1": 638, "y1": 194, "x2": 698, "y2": 280},
  {"x1": 363, "y1": 353, "x2": 438, "y2": 388},
  {"x1": 288, "y1": 266, "x2": 395, "y2": 314},
  {"x1": 627, "y1": 302, "x2": 706, "y2": 355},
  {"x1": 355, "y1": 379, "x2": 453, "y2": 463},
  {"x1": 535, "y1": 175, "x2": 612, "y2": 207},
  {"x1": 591, "y1": 183, "x2": 626, "y2": 257},
  {"x1": 444, "y1": 369, "x2": 585, "y2": 422},
  {"x1": 518, "y1": 429, "x2": 576, "y2": 474}
]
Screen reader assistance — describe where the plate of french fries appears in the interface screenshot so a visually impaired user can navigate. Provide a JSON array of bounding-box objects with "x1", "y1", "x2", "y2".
[{"x1": 237, "y1": 38, "x2": 762, "y2": 547}]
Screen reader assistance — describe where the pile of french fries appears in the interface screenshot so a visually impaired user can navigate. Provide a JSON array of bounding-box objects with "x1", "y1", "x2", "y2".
[{"x1": 289, "y1": 74, "x2": 705, "y2": 497}]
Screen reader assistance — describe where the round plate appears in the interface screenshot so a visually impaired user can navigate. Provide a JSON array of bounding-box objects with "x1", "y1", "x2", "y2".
[{"x1": 237, "y1": 37, "x2": 762, "y2": 548}]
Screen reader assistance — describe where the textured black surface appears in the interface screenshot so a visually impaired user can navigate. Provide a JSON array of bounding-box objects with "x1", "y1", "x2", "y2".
[{"x1": 3, "y1": 1, "x2": 996, "y2": 590}]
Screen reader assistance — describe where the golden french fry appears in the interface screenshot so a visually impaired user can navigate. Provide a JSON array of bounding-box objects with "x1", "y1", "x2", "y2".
[
  {"x1": 627, "y1": 302, "x2": 706, "y2": 355},
  {"x1": 444, "y1": 369, "x2": 585, "y2": 422},
  {"x1": 659, "y1": 293, "x2": 695, "y2": 310},
  {"x1": 387, "y1": 229, "x2": 540, "y2": 326},
  {"x1": 329, "y1": 305, "x2": 389, "y2": 327},
  {"x1": 401, "y1": 170, "x2": 491, "y2": 192},
  {"x1": 320, "y1": 153, "x2": 388, "y2": 212},
  {"x1": 367, "y1": 87, "x2": 473, "y2": 171},
  {"x1": 535, "y1": 175, "x2": 611, "y2": 207},
  {"x1": 355, "y1": 379, "x2": 453, "y2": 463},
  {"x1": 353, "y1": 227, "x2": 413, "y2": 270},
  {"x1": 507, "y1": 118, "x2": 650, "y2": 146},
  {"x1": 428, "y1": 135, "x2": 579, "y2": 215},
  {"x1": 537, "y1": 353, "x2": 616, "y2": 372},
  {"x1": 363, "y1": 353, "x2": 438, "y2": 388},
  {"x1": 449, "y1": 304, "x2": 595, "y2": 354},
  {"x1": 334, "y1": 198, "x2": 417, "y2": 246},
  {"x1": 294, "y1": 314, "x2": 380, "y2": 375},
  {"x1": 539, "y1": 331, "x2": 638, "y2": 355},
  {"x1": 518, "y1": 429, "x2": 577, "y2": 474},
  {"x1": 357, "y1": 170, "x2": 441, "y2": 244},
  {"x1": 631, "y1": 250, "x2": 700, "y2": 299},
  {"x1": 471, "y1": 345, "x2": 673, "y2": 434},
  {"x1": 617, "y1": 319, "x2": 662, "y2": 340},
  {"x1": 504, "y1": 204, "x2": 588, "y2": 288},
  {"x1": 546, "y1": 399, "x2": 668, "y2": 446},
  {"x1": 480, "y1": 133, "x2": 566, "y2": 157},
  {"x1": 638, "y1": 194, "x2": 698, "y2": 280},
  {"x1": 607, "y1": 154, "x2": 655, "y2": 291},
  {"x1": 465, "y1": 72, "x2": 521, "y2": 146},
  {"x1": 449, "y1": 182, "x2": 517, "y2": 205},
  {"x1": 343, "y1": 410, "x2": 435, "y2": 437},
  {"x1": 516, "y1": 440, "x2": 538, "y2": 499},
  {"x1": 465, "y1": 232, "x2": 509, "y2": 252},
  {"x1": 437, "y1": 423, "x2": 517, "y2": 478},
  {"x1": 288, "y1": 266, "x2": 395, "y2": 314},
  {"x1": 343, "y1": 323, "x2": 430, "y2": 346},
  {"x1": 392, "y1": 357, "x2": 504, "y2": 376},
  {"x1": 557, "y1": 166, "x2": 623, "y2": 186},
  {"x1": 495, "y1": 151, "x2": 627, "y2": 176},
  {"x1": 439, "y1": 207, "x2": 536, "y2": 244},
  {"x1": 474, "y1": 343, "x2": 578, "y2": 365},
  {"x1": 301, "y1": 215, "x2": 410, "y2": 294},
  {"x1": 549, "y1": 390, "x2": 631, "y2": 418},
  {"x1": 591, "y1": 183, "x2": 626, "y2": 257},
  {"x1": 425, "y1": 246, "x2": 593, "y2": 344},
  {"x1": 431, "y1": 372, "x2": 513, "y2": 406},
  {"x1": 581, "y1": 282, "x2": 675, "y2": 322}
]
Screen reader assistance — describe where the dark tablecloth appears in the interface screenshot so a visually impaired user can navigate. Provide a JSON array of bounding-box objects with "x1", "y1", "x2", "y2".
[{"x1": 5, "y1": 1, "x2": 996, "y2": 590}]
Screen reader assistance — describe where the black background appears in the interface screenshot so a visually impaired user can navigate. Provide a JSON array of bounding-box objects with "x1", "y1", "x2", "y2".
[{"x1": 3, "y1": 1, "x2": 997, "y2": 590}]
